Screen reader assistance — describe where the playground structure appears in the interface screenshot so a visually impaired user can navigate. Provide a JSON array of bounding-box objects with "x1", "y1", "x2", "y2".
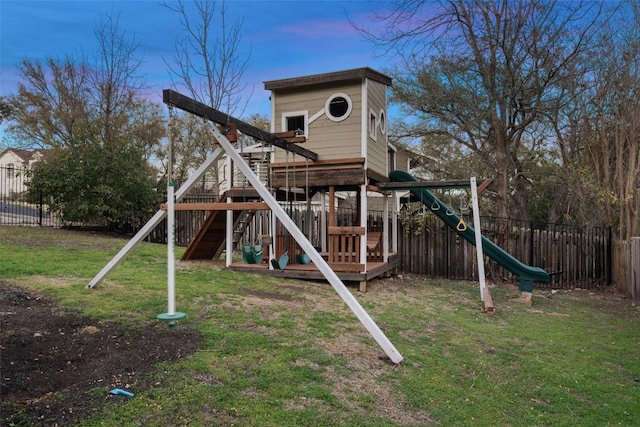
[
  {"x1": 87, "y1": 68, "x2": 551, "y2": 359},
  {"x1": 181, "y1": 68, "x2": 407, "y2": 292},
  {"x1": 383, "y1": 171, "x2": 550, "y2": 305}
]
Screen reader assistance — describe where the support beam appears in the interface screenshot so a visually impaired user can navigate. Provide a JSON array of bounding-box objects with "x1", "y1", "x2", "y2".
[
  {"x1": 226, "y1": 196, "x2": 233, "y2": 267},
  {"x1": 320, "y1": 190, "x2": 327, "y2": 252},
  {"x1": 378, "y1": 178, "x2": 492, "y2": 190},
  {"x1": 383, "y1": 193, "x2": 389, "y2": 262},
  {"x1": 160, "y1": 202, "x2": 269, "y2": 211},
  {"x1": 476, "y1": 178, "x2": 493, "y2": 196},
  {"x1": 163, "y1": 89, "x2": 318, "y2": 161},
  {"x1": 208, "y1": 124, "x2": 403, "y2": 364},
  {"x1": 471, "y1": 177, "x2": 493, "y2": 312},
  {"x1": 391, "y1": 191, "x2": 398, "y2": 254},
  {"x1": 87, "y1": 145, "x2": 226, "y2": 288}
]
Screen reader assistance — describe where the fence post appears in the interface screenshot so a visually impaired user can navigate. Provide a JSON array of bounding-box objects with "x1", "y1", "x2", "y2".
[
  {"x1": 607, "y1": 226, "x2": 612, "y2": 286},
  {"x1": 632, "y1": 237, "x2": 640, "y2": 305},
  {"x1": 38, "y1": 191, "x2": 43, "y2": 226},
  {"x1": 529, "y1": 220, "x2": 534, "y2": 266}
]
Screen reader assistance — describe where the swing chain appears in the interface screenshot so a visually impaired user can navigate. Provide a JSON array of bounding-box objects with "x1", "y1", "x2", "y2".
[
  {"x1": 166, "y1": 105, "x2": 175, "y2": 185},
  {"x1": 460, "y1": 192, "x2": 469, "y2": 212}
]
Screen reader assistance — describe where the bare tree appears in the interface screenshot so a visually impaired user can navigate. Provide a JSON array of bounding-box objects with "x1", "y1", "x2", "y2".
[
  {"x1": 161, "y1": 0, "x2": 252, "y2": 196},
  {"x1": 6, "y1": 56, "x2": 92, "y2": 149},
  {"x1": 362, "y1": 0, "x2": 609, "y2": 220},
  {"x1": 87, "y1": 12, "x2": 148, "y2": 149},
  {"x1": 5, "y1": 12, "x2": 163, "y2": 155},
  {"x1": 563, "y1": 2, "x2": 640, "y2": 239},
  {"x1": 162, "y1": 0, "x2": 251, "y2": 114}
]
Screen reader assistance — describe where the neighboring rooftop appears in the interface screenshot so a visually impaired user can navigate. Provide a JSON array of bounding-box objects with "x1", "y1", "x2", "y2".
[
  {"x1": 0, "y1": 148, "x2": 44, "y2": 163},
  {"x1": 264, "y1": 67, "x2": 392, "y2": 91}
]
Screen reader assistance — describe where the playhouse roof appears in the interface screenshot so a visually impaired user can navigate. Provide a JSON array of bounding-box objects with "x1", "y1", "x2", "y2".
[{"x1": 264, "y1": 67, "x2": 392, "y2": 91}]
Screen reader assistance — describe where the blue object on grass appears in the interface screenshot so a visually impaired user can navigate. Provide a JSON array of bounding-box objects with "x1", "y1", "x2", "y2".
[{"x1": 109, "y1": 388, "x2": 135, "y2": 397}]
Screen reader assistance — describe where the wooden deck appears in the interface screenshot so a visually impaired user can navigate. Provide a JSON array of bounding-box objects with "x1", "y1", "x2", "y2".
[{"x1": 228, "y1": 254, "x2": 400, "y2": 291}]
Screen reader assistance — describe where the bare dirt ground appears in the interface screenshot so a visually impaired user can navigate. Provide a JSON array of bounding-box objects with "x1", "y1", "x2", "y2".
[{"x1": 0, "y1": 281, "x2": 202, "y2": 426}]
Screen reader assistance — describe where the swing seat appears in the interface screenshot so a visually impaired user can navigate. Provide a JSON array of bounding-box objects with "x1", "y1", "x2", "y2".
[
  {"x1": 296, "y1": 253, "x2": 311, "y2": 265},
  {"x1": 242, "y1": 244, "x2": 264, "y2": 264},
  {"x1": 270, "y1": 252, "x2": 289, "y2": 270}
]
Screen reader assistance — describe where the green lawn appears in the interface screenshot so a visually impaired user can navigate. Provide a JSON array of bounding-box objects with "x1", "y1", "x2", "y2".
[{"x1": 1, "y1": 226, "x2": 639, "y2": 426}]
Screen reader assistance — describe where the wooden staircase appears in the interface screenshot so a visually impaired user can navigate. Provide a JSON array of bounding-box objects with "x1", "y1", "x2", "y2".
[{"x1": 181, "y1": 192, "x2": 256, "y2": 260}]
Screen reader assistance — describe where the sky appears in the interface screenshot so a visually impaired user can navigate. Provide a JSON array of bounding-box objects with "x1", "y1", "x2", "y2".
[{"x1": 0, "y1": 0, "x2": 397, "y2": 143}]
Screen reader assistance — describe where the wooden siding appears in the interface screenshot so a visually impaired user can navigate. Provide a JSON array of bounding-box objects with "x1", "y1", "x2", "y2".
[
  {"x1": 272, "y1": 83, "x2": 363, "y2": 164},
  {"x1": 395, "y1": 147, "x2": 411, "y2": 172},
  {"x1": 366, "y1": 80, "x2": 388, "y2": 178}
]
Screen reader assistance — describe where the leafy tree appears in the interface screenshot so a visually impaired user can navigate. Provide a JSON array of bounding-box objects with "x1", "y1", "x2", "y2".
[
  {"x1": 6, "y1": 55, "x2": 92, "y2": 149},
  {"x1": 28, "y1": 143, "x2": 161, "y2": 228},
  {"x1": 0, "y1": 96, "x2": 12, "y2": 126},
  {"x1": 3, "y1": 12, "x2": 165, "y2": 228}
]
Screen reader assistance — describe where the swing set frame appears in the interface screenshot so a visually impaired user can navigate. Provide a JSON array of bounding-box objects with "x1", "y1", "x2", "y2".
[{"x1": 87, "y1": 89, "x2": 404, "y2": 364}]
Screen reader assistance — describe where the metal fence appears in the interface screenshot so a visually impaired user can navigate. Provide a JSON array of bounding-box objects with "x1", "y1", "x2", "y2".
[{"x1": 0, "y1": 165, "x2": 59, "y2": 227}]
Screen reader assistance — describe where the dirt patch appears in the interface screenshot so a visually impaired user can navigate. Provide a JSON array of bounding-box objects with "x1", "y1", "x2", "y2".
[
  {"x1": 0, "y1": 226, "x2": 126, "y2": 250},
  {"x1": 0, "y1": 281, "x2": 202, "y2": 426}
]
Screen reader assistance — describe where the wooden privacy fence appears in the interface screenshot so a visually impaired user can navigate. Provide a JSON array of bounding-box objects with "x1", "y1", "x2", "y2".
[
  {"x1": 398, "y1": 215, "x2": 612, "y2": 290},
  {"x1": 612, "y1": 238, "x2": 640, "y2": 304},
  {"x1": 162, "y1": 205, "x2": 612, "y2": 290}
]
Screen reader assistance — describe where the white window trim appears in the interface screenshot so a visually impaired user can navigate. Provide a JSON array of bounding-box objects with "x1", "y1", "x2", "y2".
[
  {"x1": 282, "y1": 110, "x2": 309, "y2": 137},
  {"x1": 368, "y1": 108, "x2": 377, "y2": 140},
  {"x1": 379, "y1": 108, "x2": 387, "y2": 135},
  {"x1": 325, "y1": 92, "x2": 353, "y2": 122}
]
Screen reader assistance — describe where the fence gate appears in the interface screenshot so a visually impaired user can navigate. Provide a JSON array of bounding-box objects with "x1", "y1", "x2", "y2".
[{"x1": 0, "y1": 165, "x2": 56, "y2": 226}]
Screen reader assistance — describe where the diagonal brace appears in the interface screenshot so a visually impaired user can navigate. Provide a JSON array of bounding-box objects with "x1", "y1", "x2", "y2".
[{"x1": 163, "y1": 89, "x2": 318, "y2": 161}]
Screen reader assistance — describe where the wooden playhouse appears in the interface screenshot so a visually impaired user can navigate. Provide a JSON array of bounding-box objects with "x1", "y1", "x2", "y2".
[{"x1": 180, "y1": 67, "x2": 410, "y2": 290}]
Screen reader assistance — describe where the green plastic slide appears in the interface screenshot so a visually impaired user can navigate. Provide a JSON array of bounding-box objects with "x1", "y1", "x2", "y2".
[{"x1": 389, "y1": 170, "x2": 549, "y2": 292}]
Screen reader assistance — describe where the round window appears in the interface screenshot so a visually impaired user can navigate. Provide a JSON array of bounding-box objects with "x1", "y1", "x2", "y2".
[
  {"x1": 325, "y1": 93, "x2": 352, "y2": 122},
  {"x1": 379, "y1": 109, "x2": 386, "y2": 134}
]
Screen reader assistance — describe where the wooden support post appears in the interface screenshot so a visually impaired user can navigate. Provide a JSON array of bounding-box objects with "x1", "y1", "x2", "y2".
[
  {"x1": 359, "y1": 280, "x2": 367, "y2": 293},
  {"x1": 226, "y1": 196, "x2": 233, "y2": 267},
  {"x1": 359, "y1": 185, "x2": 367, "y2": 275},
  {"x1": 391, "y1": 191, "x2": 398, "y2": 254},
  {"x1": 329, "y1": 186, "x2": 336, "y2": 227},
  {"x1": 320, "y1": 190, "x2": 327, "y2": 252}
]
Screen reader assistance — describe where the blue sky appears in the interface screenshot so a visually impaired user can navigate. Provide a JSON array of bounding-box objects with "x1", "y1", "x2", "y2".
[{"x1": 0, "y1": 0, "x2": 395, "y2": 132}]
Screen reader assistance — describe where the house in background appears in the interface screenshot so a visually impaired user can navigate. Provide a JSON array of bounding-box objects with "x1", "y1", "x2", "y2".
[{"x1": 0, "y1": 148, "x2": 45, "y2": 197}]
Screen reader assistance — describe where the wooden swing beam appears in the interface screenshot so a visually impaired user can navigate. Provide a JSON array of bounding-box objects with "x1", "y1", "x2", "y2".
[
  {"x1": 160, "y1": 202, "x2": 269, "y2": 211},
  {"x1": 379, "y1": 178, "x2": 493, "y2": 194},
  {"x1": 163, "y1": 89, "x2": 318, "y2": 161}
]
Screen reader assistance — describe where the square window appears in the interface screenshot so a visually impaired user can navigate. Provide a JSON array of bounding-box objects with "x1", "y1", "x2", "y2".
[
  {"x1": 286, "y1": 116, "x2": 305, "y2": 134},
  {"x1": 369, "y1": 110, "x2": 377, "y2": 140},
  {"x1": 282, "y1": 111, "x2": 308, "y2": 137}
]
